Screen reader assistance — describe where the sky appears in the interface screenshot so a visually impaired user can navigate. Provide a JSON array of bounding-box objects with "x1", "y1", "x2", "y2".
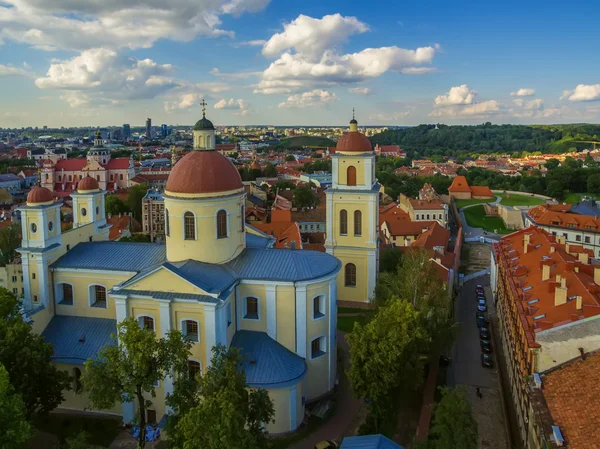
[{"x1": 1, "y1": 0, "x2": 600, "y2": 128}]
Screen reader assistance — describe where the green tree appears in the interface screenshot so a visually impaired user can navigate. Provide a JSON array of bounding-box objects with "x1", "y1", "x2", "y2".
[
  {"x1": 262, "y1": 163, "x2": 277, "y2": 178},
  {"x1": 588, "y1": 173, "x2": 600, "y2": 195},
  {"x1": 293, "y1": 186, "x2": 319, "y2": 208},
  {"x1": 347, "y1": 300, "x2": 425, "y2": 431},
  {"x1": 60, "y1": 431, "x2": 101, "y2": 449},
  {"x1": 273, "y1": 180, "x2": 296, "y2": 191},
  {"x1": 429, "y1": 386, "x2": 478, "y2": 449},
  {"x1": 0, "y1": 363, "x2": 33, "y2": 449},
  {"x1": 285, "y1": 154, "x2": 296, "y2": 162},
  {"x1": 83, "y1": 318, "x2": 191, "y2": 448},
  {"x1": 0, "y1": 290, "x2": 71, "y2": 418},
  {"x1": 0, "y1": 223, "x2": 21, "y2": 266},
  {"x1": 379, "y1": 248, "x2": 402, "y2": 273},
  {"x1": 105, "y1": 195, "x2": 130, "y2": 216},
  {"x1": 544, "y1": 158, "x2": 560, "y2": 170},
  {"x1": 126, "y1": 184, "x2": 148, "y2": 222},
  {"x1": 118, "y1": 234, "x2": 152, "y2": 242},
  {"x1": 169, "y1": 345, "x2": 275, "y2": 449}
]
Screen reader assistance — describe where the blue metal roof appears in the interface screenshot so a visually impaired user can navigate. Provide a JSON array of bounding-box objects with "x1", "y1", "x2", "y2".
[
  {"x1": 231, "y1": 331, "x2": 307, "y2": 389},
  {"x1": 108, "y1": 289, "x2": 219, "y2": 304},
  {"x1": 51, "y1": 242, "x2": 166, "y2": 272},
  {"x1": 227, "y1": 248, "x2": 341, "y2": 282},
  {"x1": 41, "y1": 315, "x2": 116, "y2": 365},
  {"x1": 246, "y1": 231, "x2": 275, "y2": 249},
  {"x1": 165, "y1": 261, "x2": 237, "y2": 294},
  {"x1": 340, "y1": 435, "x2": 404, "y2": 449}
]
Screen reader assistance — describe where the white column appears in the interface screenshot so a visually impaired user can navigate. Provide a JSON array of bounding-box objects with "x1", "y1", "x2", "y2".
[
  {"x1": 295, "y1": 286, "x2": 307, "y2": 358},
  {"x1": 266, "y1": 285, "x2": 277, "y2": 340},
  {"x1": 367, "y1": 195, "x2": 377, "y2": 245},
  {"x1": 289, "y1": 385, "x2": 297, "y2": 431},
  {"x1": 158, "y1": 300, "x2": 171, "y2": 337},
  {"x1": 114, "y1": 296, "x2": 128, "y2": 323},
  {"x1": 21, "y1": 256, "x2": 31, "y2": 309},
  {"x1": 328, "y1": 278, "x2": 337, "y2": 391},
  {"x1": 37, "y1": 255, "x2": 49, "y2": 307},
  {"x1": 325, "y1": 193, "x2": 334, "y2": 252},
  {"x1": 215, "y1": 304, "x2": 226, "y2": 346},
  {"x1": 332, "y1": 157, "x2": 339, "y2": 188},
  {"x1": 235, "y1": 287, "x2": 242, "y2": 331},
  {"x1": 204, "y1": 304, "x2": 217, "y2": 367},
  {"x1": 367, "y1": 250, "x2": 377, "y2": 302}
]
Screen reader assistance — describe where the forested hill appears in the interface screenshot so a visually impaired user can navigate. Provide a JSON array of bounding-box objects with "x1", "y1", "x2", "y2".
[{"x1": 370, "y1": 123, "x2": 600, "y2": 157}]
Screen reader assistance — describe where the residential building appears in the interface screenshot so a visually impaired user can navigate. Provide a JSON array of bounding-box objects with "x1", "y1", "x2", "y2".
[
  {"x1": 253, "y1": 209, "x2": 302, "y2": 249},
  {"x1": 374, "y1": 144, "x2": 406, "y2": 158},
  {"x1": 142, "y1": 189, "x2": 165, "y2": 241},
  {"x1": 398, "y1": 193, "x2": 449, "y2": 229},
  {"x1": 17, "y1": 169, "x2": 38, "y2": 188},
  {"x1": 448, "y1": 175, "x2": 494, "y2": 200},
  {"x1": 123, "y1": 124, "x2": 131, "y2": 139},
  {"x1": 145, "y1": 118, "x2": 151, "y2": 138},
  {"x1": 491, "y1": 227, "x2": 600, "y2": 447},
  {"x1": 379, "y1": 203, "x2": 436, "y2": 246},
  {"x1": 0, "y1": 173, "x2": 24, "y2": 191}
]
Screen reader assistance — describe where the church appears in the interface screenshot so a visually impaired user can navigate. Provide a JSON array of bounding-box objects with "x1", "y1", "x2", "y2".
[{"x1": 17, "y1": 110, "x2": 379, "y2": 434}]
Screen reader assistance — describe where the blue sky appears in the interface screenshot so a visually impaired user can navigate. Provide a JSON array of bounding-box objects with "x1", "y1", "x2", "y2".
[{"x1": 0, "y1": 0, "x2": 599, "y2": 127}]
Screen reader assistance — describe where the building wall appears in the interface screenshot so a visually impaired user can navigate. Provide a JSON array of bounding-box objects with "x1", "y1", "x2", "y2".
[
  {"x1": 449, "y1": 191, "x2": 471, "y2": 200},
  {"x1": 265, "y1": 380, "x2": 304, "y2": 434},
  {"x1": 525, "y1": 217, "x2": 600, "y2": 257},
  {"x1": 237, "y1": 284, "x2": 268, "y2": 334},
  {"x1": 332, "y1": 247, "x2": 373, "y2": 303}
]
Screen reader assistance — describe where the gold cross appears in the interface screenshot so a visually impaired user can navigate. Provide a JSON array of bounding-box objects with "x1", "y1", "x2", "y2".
[
  {"x1": 353, "y1": 107, "x2": 355, "y2": 120},
  {"x1": 201, "y1": 99, "x2": 207, "y2": 117}
]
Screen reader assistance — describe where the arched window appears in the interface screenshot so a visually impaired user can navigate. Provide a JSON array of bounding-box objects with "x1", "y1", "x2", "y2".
[
  {"x1": 217, "y1": 210, "x2": 228, "y2": 239},
  {"x1": 188, "y1": 360, "x2": 201, "y2": 379},
  {"x1": 340, "y1": 209, "x2": 348, "y2": 235},
  {"x1": 427, "y1": 214, "x2": 430, "y2": 219},
  {"x1": 138, "y1": 316, "x2": 154, "y2": 331},
  {"x1": 184, "y1": 212, "x2": 195, "y2": 240},
  {"x1": 347, "y1": 166, "x2": 357, "y2": 186},
  {"x1": 354, "y1": 210, "x2": 362, "y2": 236},
  {"x1": 345, "y1": 263, "x2": 357, "y2": 287},
  {"x1": 182, "y1": 319, "x2": 199, "y2": 342},
  {"x1": 73, "y1": 368, "x2": 82, "y2": 394},
  {"x1": 206, "y1": 135, "x2": 211, "y2": 148},
  {"x1": 165, "y1": 209, "x2": 170, "y2": 237},
  {"x1": 90, "y1": 285, "x2": 106, "y2": 308},
  {"x1": 58, "y1": 283, "x2": 74, "y2": 305},
  {"x1": 240, "y1": 205, "x2": 245, "y2": 232}
]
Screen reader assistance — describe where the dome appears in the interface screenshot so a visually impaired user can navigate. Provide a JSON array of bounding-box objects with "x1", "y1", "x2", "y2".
[
  {"x1": 166, "y1": 151, "x2": 243, "y2": 195},
  {"x1": 78, "y1": 175, "x2": 99, "y2": 191},
  {"x1": 193, "y1": 117, "x2": 215, "y2": 131},
  {"x1": 27, "y1": 186, "x2": 54, "y2": 204},
  {"x1": 336, "y1": 132, "x2": 372, "y2": 153}
]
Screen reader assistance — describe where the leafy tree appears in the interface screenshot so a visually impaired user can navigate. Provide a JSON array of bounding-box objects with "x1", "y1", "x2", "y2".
[
  {"x1": 105, "y1": 195, "x2": 130, "y2": 216},
  {"x1": 544, "y1": 158, "x2": 560, "y2": 170},
  {"x1": 273, "y1": 180, "x2": 296, "y2": 191},
  {"x1": 293, "y1": 186, "x2": 319, "y2": 208},
  {"x1": 126, "y1": 184, "x2": 148, "y2": 222},
  {"x1": 119, "y1": 234, "x2": 152, "y2": 242},
  {"x1": 285, "y1": 154, "x2": 296, "y2": 162},
  {"x1": 83, "y1": 318, "x2": 191, "y2": 448},
  {"x1": 0, "y1": 290, "x2": 71, "y2": 418},
  {"x1": 60, "y1": 431, "x2": 101, "y2": 449},
  {"x1": 379, "y1": 248, "x2": 402, "y2": 273},
  {"x1": 0, "y1": 363, "x2": 33, "y2": 449},
  {"x1": 262, "y1": 163, "x2": 277, "y2": 178},
  {"x1": 169, "y1": 345, "x2": 275, "y2": 449},
  {"x1": 429, "y1": 386, "x2": 478, "y2": 449},
  {"x1": 347, "y1": 300, "x2": 425, "y2": 431},
  {"x1": 0, "y1": 223, "x2": 21, "y2": 266},
  {"x1": 588, "y1": 173, "x2": 600, "y2": 195}
]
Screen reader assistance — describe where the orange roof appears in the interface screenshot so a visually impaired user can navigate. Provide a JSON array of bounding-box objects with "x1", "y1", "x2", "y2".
[
  {"x1": 542, "y1": 351, "x2": 600, "y2": 449},
  {"x1": 412, "y1": 222, "x2": 450, "y2": 249},
  {"x1": 469, "y1": 185, "x2": 494, "y2": 197},
  {"x1": 448, "y1": 175, "x2": 471, "y2": 193},
  {"x1": 495, "y1": 227, "x2": 600, "y2": 348},
  {"x1": 407, "y1": 197, "x2": 446, "y2": 210},
  {"x1": 253, "y1": 212, "x2": 303, "y2": 250},
  {"x1": 528, "y1": 204, "x2": 600, "y2": 231},
  {"x1": 107, "y1": 214, "x2": 131, "y2": 240}
]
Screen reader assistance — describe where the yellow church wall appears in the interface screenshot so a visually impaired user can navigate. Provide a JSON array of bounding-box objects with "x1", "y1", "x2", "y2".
[
  {"x1": 333, "y1": 249, "x2": 370, "y2": 303},
  {"x1": 126, "y1": 268, "x2": 209, "y2": 296},
  {"x1": 75, "y1": 197, "x2": 94, "y2": 226},
  {"x1": 62, "y1": 222, "x2": 106, "y2": 248},
  {"x1": 238, "y1": 284, "x2": 267, "y2": 333},
  {"x1": 30, "y1": 305, "x2": 55, "y2": 335},
  {"x1": 304, "y1": 345, "x2": 330, "y2": 400},
  {"x1": 331, "y1": 200, "x2": 376, "y2": 249},
  {"x1": 129, "y1": 298, "x2": 162, "y2": 333},
  {"x1": 224, "y1": 293, "x2": 236, "y2": 347},
  {"x1": 275, "y1": 286, "x2": 296, "y2": 353},
  {"x1": 164, "y1": 193, "x2": 245, "y2": 264},
  {"x1": 171, "y1": 302, "x2": 207, "y2": 369},
  {"x1": 337, "y1": 158, "x2": 366, "y2": 186},
  {"x1": 264, "y1": 380, "x2": 304, "y2": 434},
  {"x1": 54, "y1": 271, "x2": 132, "y2": 319}
]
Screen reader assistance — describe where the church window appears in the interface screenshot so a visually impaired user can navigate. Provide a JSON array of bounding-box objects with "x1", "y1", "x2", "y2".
[
  {"x1": 33, "y1": 295, "x2": 38, "y2": 302},
  {"x1": 206, "y1": 135, "x2": 211, "y2": 148},
  {"x1": 59, "y1": 284, "x2": 73, "y2": 305},
  {"x1": 30, "y1": 223, "x2": 37, "y2": 233},
  {"x1": 226, "y1": 302, "x2": 232, "y2": 327},
  {"x1": 69, "y1": 175, "x2": 72, "y2": 181},
  {"x1": 96, "y1": 175, "x2": 100, "y2": 181},
  {"x1": 313, "y1": 295, "x2": 325, "y2": 319},
  {"x1": 90, "y1": 285, "x2": 107, "y2": 308},
  {"x1": 48, "y1": 221, "x2": 53, "y2": 231},
  {"x1": 427, "y1": 214, "x2": 430, "y2": 219},
  {"x1": 110, "y1": 174, "x2": 114, "y2": 181},
  {"x1": 139, "y1": 316, "x2": 154, "y2": 331},
  {"x1": 32, "y1": 273, "x2": 36, "y2": 279},
  {"x1": 96, "y1": 206, "x2": 100, "y2": 216},
  {"x1": 347, "y1": 166, "x2": 357, "y2": 186},
  {"x1": 183, "y1": 320, "x2": 199, "y2": 342},
  {"x1": 188, "y1": 360, "x2": 201, "y2": 379},
  {"x1": 240, "y1": 205, "x2": 245, "y2": 232},
  {"x1": 165, "y1": 209, "x2": 170, "y2": 237},
  {"x1": 120, "y1": 174, "x2": 124, "y2": 181},
  {"x1": 340, "y1": 210, "x2": 348, "y2": 235},
  {"x1": 81, "y1": 208, "x2": 87, "y2": 217},
  {"x1": 73, "y1": 368, "x2": 83, "y2": 394},
  {"x1": 244, "y1": 297, "x2": 259, "y2": 320},
  {"x1": 217, "y1": 210, "x2": 228, "y2": 239},
  {"x1": 354, "y1": 210, "x2": 362, "y2": 236},
  {"x1": 184, "y1": 212, "x2": 195, "y2": 240},
  {"x1": 345, "y1": 263, "x2": 357, "y2": 287},
  {"x1": 311, "y1": 336, "x2": 326, "y2": 359}
]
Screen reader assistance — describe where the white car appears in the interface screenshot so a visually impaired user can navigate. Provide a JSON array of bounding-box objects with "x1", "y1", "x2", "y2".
[{"x1": 478, "y1": 299, "x2": 487, "y2": 312}]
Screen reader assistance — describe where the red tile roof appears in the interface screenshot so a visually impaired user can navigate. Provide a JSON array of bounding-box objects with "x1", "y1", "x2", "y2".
[
  {"x1": 55, "y1": 159, "x2": 87, "y2": 171},
  {"x1": 412, "y1": 222, "x2": 450, "y2": 249},
  {"x1": 448, "y1": 175, "x2": 472, "y2": 193},
  {"x1": 107, "y1": 214, "x2": 131, "y2": 240},
  {"x1": 470, "y1": 185, "x2": 494, "y2": 197},
  {"x1": 103, "y1": 158, "x2": 132, "y2": 170},
  {"x1": 528, "y1": 204, "x2": 600, "y2": 231}
]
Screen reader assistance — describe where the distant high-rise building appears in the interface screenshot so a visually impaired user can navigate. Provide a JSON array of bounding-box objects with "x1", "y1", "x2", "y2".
[
  {"x1": 145, "y1": 118, "x2": 151, "y2": 138},
  {"x1": 123, "y1": 124, "x2": 131, "y2": 139},
  {"x1": 161, "y1": 124, "x2": 168, "y2": 138}
]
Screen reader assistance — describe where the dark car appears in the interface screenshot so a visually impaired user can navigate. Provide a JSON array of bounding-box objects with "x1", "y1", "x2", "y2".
[
  {"x1": 480, "y1": 339, "x2": 493, "y2": 353},
  {"x1": 480, "y1": 327, "x2": 490, "y2": 339},
  {"x1": 481, "y1": 353, "x2": 494, "y2": 368},
  {"x1": 476, "y1": 284, "x2": 484, "y2": 294},
  {"x1": 476, "y1": 311, "x2": 488, "y2": 327}
]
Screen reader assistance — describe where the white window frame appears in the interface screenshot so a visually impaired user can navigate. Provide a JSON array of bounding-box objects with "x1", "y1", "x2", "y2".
[
  {"x1": 312, "y1": 294, "x2": 326, "y2": 321},
  {"x1": 88, "y1": 284, "x2": 107, "y2": 308},
  {"x1": 56, "y1": 282, "x2": 75, "y2": 306},
  {"x1": 243, "y1": 296, "x2": 260, "y2": 320},
  {"x1": 182, "y1": 210, "x2": 197, "y2": 240},
  {"x1": 310, "y1": 335, "x2": 327, "y2": 360},
  {"x1": 215, "y1": 209, "x2": 230, "y2": 240},
  {"x1": 180, "y1": 318, "x2": 200, "y2": 343},
  {"x1": 137, "y1": 314, "x2": 156, "y2": 331}
]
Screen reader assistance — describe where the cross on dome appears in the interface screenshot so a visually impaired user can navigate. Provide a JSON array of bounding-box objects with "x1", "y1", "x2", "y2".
[{"x1": 201, "y1": 99, "x2": 207, "y2": 117}]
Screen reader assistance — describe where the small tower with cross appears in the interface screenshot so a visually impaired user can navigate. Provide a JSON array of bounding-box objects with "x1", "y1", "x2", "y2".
[{"x1": 192, "y1": 99, "x2": 216, "y2": 150}]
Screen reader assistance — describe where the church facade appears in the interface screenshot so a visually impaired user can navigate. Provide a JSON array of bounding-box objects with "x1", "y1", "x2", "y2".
[{"x1": 18, "y1": 111, "x2": 378, "y2": 434}]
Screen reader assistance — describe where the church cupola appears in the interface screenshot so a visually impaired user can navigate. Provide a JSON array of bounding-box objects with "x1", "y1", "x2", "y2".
[
  {"x1": 93, "y1": 129, "x2": 103, "y2": 147},
  {"x1": 192, "y1": 99, "x2": 216, "y2": 150}
]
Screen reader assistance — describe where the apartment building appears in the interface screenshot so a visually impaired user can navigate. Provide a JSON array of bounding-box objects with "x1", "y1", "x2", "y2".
[{"x1": 141, "y1": 189, "x2": 165, "y2": 241}]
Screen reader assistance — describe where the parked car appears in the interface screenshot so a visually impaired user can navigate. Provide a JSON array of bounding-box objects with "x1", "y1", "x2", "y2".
[
  {"x1": 315, "y1": 441, "x2": 339, "y2": 449},
  {"x1": 476, "y1": 284, "x2": 484, "y2": 294},
  {"x1": 481, "y1": 353, "x2": 494, "y2": 368},
  {"x1": 480, "y1": 327, "x2": 490, "y2": 339},
  {"x1": 478, "y1": 299, "x2": 487, "y2": 311},
  {"x1": 476, "y1": 311, "x2": 488, "y2": 327},
  {"x1": 480, "y1": 339, "x2": 493, "y2": 353}
]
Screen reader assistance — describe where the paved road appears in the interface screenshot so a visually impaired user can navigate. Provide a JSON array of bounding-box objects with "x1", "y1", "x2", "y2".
[{"x1": 448, "y1": 276, "x2": 510, "y2": 449}]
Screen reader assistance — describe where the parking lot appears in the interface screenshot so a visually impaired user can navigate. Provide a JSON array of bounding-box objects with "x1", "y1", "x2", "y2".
[{"x1": 448, "y1": 276, "x2": 510, "y2": 449}]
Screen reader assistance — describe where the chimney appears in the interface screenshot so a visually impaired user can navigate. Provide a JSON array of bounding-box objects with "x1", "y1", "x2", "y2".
[
  {"x1": 595, "y1": 267, "x2": 600, "y2": 286},
  {"x1": 576, "y1": 296, "x2": 583, "y2": 311},
  {"x1": 550, "y1": 245, "x2": 556, "y2": 253},
  {"x1": 578, "y1": 252, "x2": 589, "y2": 264},
  {"x1": 542, "y1": 263, "x2": 551, "y2": 281},
  {"x1": 555, "y1": 277, "x2": 567, "y2": 306},
  {"x1": 108, "y1": 213, "x2": 112, "y2": 220},
  {"x1": 524, "y1": 233, "x2": 530, "y2": 253},
  {"x1": 565, "y1": 243, "x2": 571, "y2": 254}
]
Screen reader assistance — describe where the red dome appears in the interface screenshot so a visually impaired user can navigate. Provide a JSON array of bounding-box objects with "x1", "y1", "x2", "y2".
[
  {"x1": 78, "y1": 175, "x2": 99, "y2": 191},
  {"x1": 166, "y1": 151, "x2": 243, "y2": 195},
  {"x1": 336, "y1": 132, "x2": 372, "y2": 153},
  {"x1": 27, "y1": 186, "x2": 54, "y2": 204}
]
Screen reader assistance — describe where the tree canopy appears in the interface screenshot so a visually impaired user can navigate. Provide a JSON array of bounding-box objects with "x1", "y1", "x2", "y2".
[
  {"x1": 428, "y1": 386, "x2": 478, "y2": 449},
  {"x1": 105, "y1": 195, "x2": 130, "y2": 216},
  {"x1": 126, "y1": 184, "x2": 148, "y2": 222},
  {"x1": 0, "y1": 363, "x2": 33, "y2": 449},
  {"x1": 0, "y1": 223, "x2": 21, "y2": 266},
  {"x1": 293, "y1": 185, "x2": 320, "y2": 208}
]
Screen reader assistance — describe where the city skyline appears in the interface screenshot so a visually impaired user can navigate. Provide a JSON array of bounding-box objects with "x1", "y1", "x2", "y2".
[{"x1": 1, "y1": 0, "x2": 600, "y2": 128}]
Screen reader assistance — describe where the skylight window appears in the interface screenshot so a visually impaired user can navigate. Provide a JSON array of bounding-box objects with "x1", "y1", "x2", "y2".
[
  {"x1": 527, "y1": 299, "x2": 539, "y2": 304},
  {"x1": 533, "y1": 314, "x2": 546, "y2": 320},
  {"x1": 523, "y1": 286, "x2": 533, "y2": 291}
]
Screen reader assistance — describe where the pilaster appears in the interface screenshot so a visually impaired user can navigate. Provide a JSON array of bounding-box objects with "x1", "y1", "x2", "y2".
[
  {"x1": 266, "y1": 285, "x2": 277, "y2": 340},
  {"x1": 295, "y1": 286, "x2": 307, "y2": 358}
]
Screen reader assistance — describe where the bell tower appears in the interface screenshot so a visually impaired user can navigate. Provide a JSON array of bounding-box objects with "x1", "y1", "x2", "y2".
[{"x1": 192, "y1": 100, "x2": 216, "y2": 150}]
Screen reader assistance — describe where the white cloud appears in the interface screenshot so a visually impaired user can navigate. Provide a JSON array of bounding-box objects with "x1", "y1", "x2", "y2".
[
  {"x1": 210, "y1": 67, "x2": 261, "y2": 80},
  {"x1": 348, "y1": 87, "x2": 372, "y2": 95},
  {"x1": 429, "y1": 100, "x2": 500, "y2": 117},
  {"x1": 509, "y1": 98, "x2": 547, "y2": 117},
  {"x1": 254, "y1": 13, "x2": 438, "y2": 94},
  {"x1": 60, "y1": 91, "x2": 91, "y2": 108},
  {"x1": 0, "y1": 0, "x2": 270, "y2": 52},
  {"x1": 434, "y1": 85, "x2": 476, "y2": 106},
  {"x1": 164, "y1": 93, "x2": 204, "y2": 113},
  {"x1": 561, "y1": 84, "x2": 600, "y2": 102},
  {"x1": 2, "y1": 111, "x2": 29, "y2": 119},
  {"x1": 401, "y1": 67, "x2": 438, "y2": 75},
  {"x1": 214, "y1": 98, "x2": 248, "y2": 115},
  {"x1": 510, "y1": 88, "x2": 536, "y2": 97},
  {"x1": 0, "y1": 63, "x2": 33, "y2": 77},
  {"x1": 278, "y1": 89, "x2": 338, "y2": 108}
]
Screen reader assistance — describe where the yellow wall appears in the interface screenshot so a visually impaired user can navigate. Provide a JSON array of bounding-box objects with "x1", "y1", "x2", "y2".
[
  {"x1": 332, "y1": 199, "x2": 375, "y2": 249},
  {"x1": 0, "y1": 263, "x2": 24, "y2": 297},
  {"x1": 264, "y1": 381, "x2": 305, "y2": 434},
  {"x1": 164, "y1": 192, "x2": 245, "y2": 264},
  {"x1": 126, "y1": 268, "x2": 209, "y2": 296},
  {"x1": 305, "y1": 281, "x2": 332, "y2": 400},
  {"x1": 129, "y1": 298, "x2": 162, "y2": 334},
  {"x1": 337, "y1": 157, "x2": 366, "y2": 186},
  {"x1": 275, "y1": 285, "x2": 296, "y2": 353},
  {"x1": 333, "y1": 248, "x2": 370, "y2": 303},
  {"x1": 171, "y1": 302, "x2": 207, "y2": 370},
  {"x1": 238, "y1": 284, "x2": 267, "y2": 333}
]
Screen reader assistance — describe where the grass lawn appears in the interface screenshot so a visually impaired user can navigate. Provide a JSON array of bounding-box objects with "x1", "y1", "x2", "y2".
[
  {"x1": 338, "y1": 306, "x2": 366, "y2": 314},
  {"x1": 337, "y1": 315, "x2": 367, "y2": 333},
  {"x1": 498, "y1": 193, "x2": 545, "y2": 207},
  {"x1": 463, "y1": 205, "x2": 512, "y2": 234},
  {"x1": 33, "y1": 414, "x2": 121, "y2": 448},
  {"x1": 454, "y1": 197, "x2": 496, "y2": 209},
  {"x1": 563, "y1": 193, "x2": 599, "y2": 204}
]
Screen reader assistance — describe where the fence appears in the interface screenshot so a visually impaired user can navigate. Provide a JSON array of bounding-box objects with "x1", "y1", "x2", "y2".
[{"x1": 464, "y1": 236, "x2": 500, "y2": 244}]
